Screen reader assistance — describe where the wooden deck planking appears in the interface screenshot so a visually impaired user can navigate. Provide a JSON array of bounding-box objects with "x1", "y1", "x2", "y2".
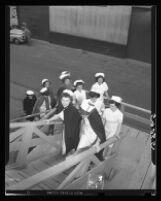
[
  {"x1": 39, "y1": 155, "x2": 69, "y2": 185},
  {"x1": 19, "y1": 165, "x2": 50, "y2": 190},
  {"x1": 64, "y1": 159, "x2": 110, "y2": 189},
  {"x1": 29, "y1": 186, "x2": 44, "y2": 190},
  {"x1": 141, "y1": 162, "x2": 156, "y2": 190},
  {"x1": 31, "y1": 159, "x2": 67, "y2": 185},
  {"x1": 6, "y1": 165, "x2": 46, "y2": 190},
  {"x1": 136, "y1": 131, "x2": 150, "y2": 143},
  {"x1": 31, "y1": 182, "x2": 51, "y2": 190},
  {"x1": 22, "y1": 165, "x2": 53, "y2": 190},
  {"x1": 65, "y1": 132, "x2": 150, "y2": 190},
  {"x1": 39, "y1": 178, "x2": 60, "y2": 190},
  {"x1": 128, "y1": 137, "x2": 151, "y2": 189},
  {"x1": 5, "y1": 174, "x2": 17, "y2": 187},
  {"x1": 120, "y1": 125, "x2": 131, "y2": 137},
  {"x1": 63, "y1": 164, "x2": 77, "y2": 175},
  {"x1": 32, "y1": 162, "x2": 60, "y2": 189},
  {"x1": 50, "y1": 173, "x2": 67, "y2": 185},
  {"x1": 127, "y1": 127, "x2": 140, "y2": 138},
  {"x1": 136, "y1": 131, "x2": 150, "y2": 154},
  {"x1": 5, "y1": 170, "x2": 28, "y2": 188}
]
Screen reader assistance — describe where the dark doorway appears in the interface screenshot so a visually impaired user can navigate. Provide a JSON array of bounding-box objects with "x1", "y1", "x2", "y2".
[{"x1": 127, "y1": 7, "x2": 151, "y2": 63}]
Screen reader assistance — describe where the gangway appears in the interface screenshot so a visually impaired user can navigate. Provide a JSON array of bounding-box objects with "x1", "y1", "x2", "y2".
[{"x1": 5, "y1": 102, "x2": 155, "y2": 191}]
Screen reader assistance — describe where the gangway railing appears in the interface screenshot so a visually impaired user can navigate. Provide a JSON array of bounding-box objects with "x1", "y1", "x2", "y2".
[
  {"x1": 8, "y1": 119, "x2": 63, "y2": 168},
  {"x1": 7, "y1": 136, "x2": 118, "y2": 190},
  {"x1": 7, "y1": 101, "x2": 151, "y2": 190},
  {"x1": 121, "y1": 101, "x2": 151, "y2": 114},
  {"x1": 10, "y1": 100, "x2": 151, "y2": 125}
]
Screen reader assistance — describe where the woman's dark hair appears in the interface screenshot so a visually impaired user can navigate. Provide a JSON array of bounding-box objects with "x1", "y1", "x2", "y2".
[
  {"x1": 95, "y1": 76, "x2": 105, "y2": 83},
  {"x1": 109, "y1": 100, "x2": 121, "y2": 110},
  {"x1": 26, "y1": 94, "x2": 36, "y2": 99},
  {"x1": 42, "y1": 80, "x2": 50, "y2": 87},
  {"x1": 89, "y1": 91, "x2": 100, "y2": 98},
  {"x1": 76, "y1": 82, "x2": 84, "y2": 88},
  {"x1": 60, "y1": 92, "x2": 72, "y2": 101}
]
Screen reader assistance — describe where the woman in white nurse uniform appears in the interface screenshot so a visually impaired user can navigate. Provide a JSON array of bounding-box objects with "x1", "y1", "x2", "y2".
[
  {"x1": 76, "y1": 90, "x2": 106, "y2": 160},
  {"x1": 73, "y1": 79, "x2": 87, "y2": 109},
  {"x1": 102, "y1": 96, "x2": 124, "y2": 157},
  {"x1": 91, "y1": 72, "x2": 110, "y2": 103}
]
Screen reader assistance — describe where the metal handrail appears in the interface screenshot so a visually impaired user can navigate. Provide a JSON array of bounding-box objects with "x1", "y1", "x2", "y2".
[
  {"x1": 10, "y1": 91, "x2": 151, "y2": 123},
  {"x1": 10, "y1": 109, "x2": 53, "y2": 122},
  {"x1": 121, "y1": 102, "x2": 151, "y2": 114}
]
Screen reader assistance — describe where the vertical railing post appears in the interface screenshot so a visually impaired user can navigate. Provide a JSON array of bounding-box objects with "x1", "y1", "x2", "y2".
[{"x1": 15, "y1": 124, "x2": 34, "y2": 167}]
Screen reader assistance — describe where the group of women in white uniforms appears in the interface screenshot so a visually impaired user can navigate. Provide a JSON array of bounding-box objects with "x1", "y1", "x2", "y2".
[{"x1": 45, "y1": 71, "x2": 124, "y2": 159}]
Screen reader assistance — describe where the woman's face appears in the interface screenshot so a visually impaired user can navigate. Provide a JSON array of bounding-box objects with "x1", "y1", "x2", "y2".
[
  {"x1": 109, "y1": 103, "x2": 117, "y2": 111},
  {"x1": 61, "y1": 96, "x2": 71, "y2": 108},
  {"x1": 44, "y1": 81, "x2": 50, "y2": 88},
  {"x1": 64, "y1": 78, "x2": 71, "y2": 86},
  {"x1": 90, "y1": 97, "x2": 97, "y2": 103},
  {"x1": 97, "y1": 77, "x2": 104, "y2": 84},
  {"x1": 28, "y1": 95, "x2": 33, "y2": 99},
  {"x1": 77, "y1": 85, "x2": 83, "y2": 90}
]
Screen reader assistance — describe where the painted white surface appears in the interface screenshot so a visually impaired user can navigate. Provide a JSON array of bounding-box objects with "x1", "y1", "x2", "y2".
[{"x1": 49, "y1": 6, "x2": 132, "y2": 45}]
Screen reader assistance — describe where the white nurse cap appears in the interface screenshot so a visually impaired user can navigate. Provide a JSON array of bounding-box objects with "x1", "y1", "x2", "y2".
[
  {"x1": 111, "y1": 96, "x2": 122, "y2": 103},
  {"x1": 95, "y1": 72, "x2": 105, "y2": 78}
]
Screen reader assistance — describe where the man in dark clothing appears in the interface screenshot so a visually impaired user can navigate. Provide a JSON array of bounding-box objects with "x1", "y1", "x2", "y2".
[{"x1": 23, "y1": 90, "x2": 37, "y2": 121}]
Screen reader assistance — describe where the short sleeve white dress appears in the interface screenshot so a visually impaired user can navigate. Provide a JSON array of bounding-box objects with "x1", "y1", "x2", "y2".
[{"x1": 102, "y1": 108, "x2": 123, "y2": 140}]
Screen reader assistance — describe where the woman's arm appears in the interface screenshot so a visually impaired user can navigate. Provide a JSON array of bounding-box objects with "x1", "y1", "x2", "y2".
[
  {"x1": 114, "y1": 122, "x2": 122, "y2": 139},
  {"x1": 32, "y1": 97, "x2": 43, "y2": 114},
  {"x1": 104, "y1": 91, "x2": 110, "y2": 100},
  {"x1": 41, "y1": 107, "x2": 57, "y2": 120},
  {"x1": 102, "y1": 110, "x2": 106, "y2": 127},
  {"x1": 48, "y1": 113, "x2": 62, "y2": 122},
  {"x1": 72, "y1": 94, "x2": 77, "y2": 105}
]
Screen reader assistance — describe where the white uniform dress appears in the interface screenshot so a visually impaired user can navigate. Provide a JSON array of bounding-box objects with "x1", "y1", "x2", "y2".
[
  {"x1": 102, "y1": 108, "x2": 123, "y2": 140},
  {"x1": 77, "y1": 99, "x2": 104, "y2": 150},
  {"x1": 39, "y1": 101, "x2": 47, "y2": 118},
  {"x1": 73, "y1": 89, "x2": 87, "y2": 108},
  {"x1": 91, "y1": 82, "x2": 108, "y2": 102}
]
